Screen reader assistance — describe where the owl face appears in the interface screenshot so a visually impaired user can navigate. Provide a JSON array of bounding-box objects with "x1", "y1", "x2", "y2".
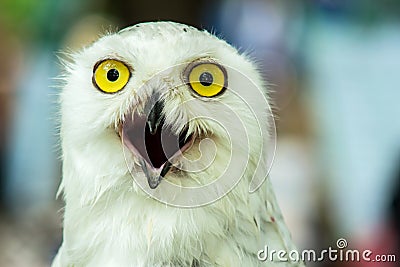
[{"x1": 61, "y1": 22, "x2": 271, "y2": 205}]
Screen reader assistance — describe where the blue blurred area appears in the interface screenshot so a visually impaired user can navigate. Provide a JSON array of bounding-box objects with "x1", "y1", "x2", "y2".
[
  {"x1": 1, "y1": 0, "x2": 83, "y2": 216},
  {"x1": 305, "y1": 17, "x2": 400, "y2": 235},
  {"x1": 5, "y1": 49, "x2": 60, "y2": 215},
  {"x1": 0, "y1": 0, "x2": 399, "y2": 266}
]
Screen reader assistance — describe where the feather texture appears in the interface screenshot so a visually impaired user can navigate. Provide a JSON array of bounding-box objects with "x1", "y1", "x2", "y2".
[{"x1": 53, "y1": 21, "x2": 304, "y2": 267}]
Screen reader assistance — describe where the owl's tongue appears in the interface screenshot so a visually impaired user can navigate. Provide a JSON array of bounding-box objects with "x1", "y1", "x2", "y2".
[{"x1": 121, "y1": 108, "x2": 190, "y2": 189}]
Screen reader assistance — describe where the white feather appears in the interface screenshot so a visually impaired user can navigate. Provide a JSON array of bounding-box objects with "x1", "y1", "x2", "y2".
[{"x1": 53, "y1": 21, "x2": 304, "y2": 267}]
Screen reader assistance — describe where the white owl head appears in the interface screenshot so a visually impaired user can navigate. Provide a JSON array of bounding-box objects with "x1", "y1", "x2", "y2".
[{"x1": 59, "y1": 21, "x2": 275, "y2": 207}]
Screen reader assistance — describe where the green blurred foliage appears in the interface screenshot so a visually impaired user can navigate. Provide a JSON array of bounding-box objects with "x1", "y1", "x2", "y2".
[
  {"x1": 0, "y1": 0, "x2": 91, "y2": 44},
  {"x1": 0, "y1": 0, "x2": 48, "y2": 39}
]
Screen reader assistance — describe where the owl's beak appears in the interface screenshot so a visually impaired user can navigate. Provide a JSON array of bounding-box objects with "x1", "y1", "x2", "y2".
[
  {"x1": 146, "y1": 99, "x2": 164, "y2": 135},
  {"x1": 121, "y1": 99, "x2": 193, "y2": 189},
  {"x1": 143, "y1": 100, "x2": 170, "y2": 188},
  {"x1": 139, "y1": 157, "x2": 172, "y2": 189}
]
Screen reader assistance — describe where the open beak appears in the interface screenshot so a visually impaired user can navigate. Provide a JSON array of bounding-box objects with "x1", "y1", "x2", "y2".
[{"x1": 121, "y1": 98, "x2": 193, "y2": 189}]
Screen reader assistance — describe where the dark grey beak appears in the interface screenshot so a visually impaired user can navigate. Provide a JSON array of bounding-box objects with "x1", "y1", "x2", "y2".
[
  {"x1": 146, "y1": 99, "x2": 164, "y2": 135},
  {"x1": 121, "y1": 95, "x2": 192, "y2": 190},
  {"x1": 141, "y1": 159, "x2": 172, "y2": 189},
  {"x1": 142, "y1": 98, "x2": 170, "y2": 189}
]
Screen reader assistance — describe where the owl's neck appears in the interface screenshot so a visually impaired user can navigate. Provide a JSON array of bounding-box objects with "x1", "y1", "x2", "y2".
[{"x1": 57, "y1": 150, "x2": 295, "y2": 266}]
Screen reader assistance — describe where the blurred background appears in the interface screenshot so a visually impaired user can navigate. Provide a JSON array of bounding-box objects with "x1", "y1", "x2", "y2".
[{"x1": 0, "y1": 0, "x2": 399, "y2": 266}]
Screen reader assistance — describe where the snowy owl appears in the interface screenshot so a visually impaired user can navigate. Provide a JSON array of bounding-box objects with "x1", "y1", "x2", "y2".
[{"x1": 53, "y1": 21, "x2": 304, "y2": 267}]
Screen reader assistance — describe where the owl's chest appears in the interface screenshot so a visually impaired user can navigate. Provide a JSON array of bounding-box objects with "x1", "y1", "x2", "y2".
[{"x1": 64, "y1": 193, "x2": 238, "y2": 266}]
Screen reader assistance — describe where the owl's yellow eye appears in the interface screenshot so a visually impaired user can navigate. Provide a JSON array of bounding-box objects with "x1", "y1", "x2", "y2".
[
  {"x1": 185, "y1": 61, "x2": 227, "y2": 97},
  {"x1": 93, "y1": 59, "x2": 131, "y2": 93}
]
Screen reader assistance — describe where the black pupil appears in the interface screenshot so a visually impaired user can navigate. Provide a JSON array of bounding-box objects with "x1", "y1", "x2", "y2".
[
  {"x1": 107, "y1": 69, "x2": 119, "y2": 82},
  {"x1": 199, "y1": 72, "x2": 213, "y2": 86}
]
